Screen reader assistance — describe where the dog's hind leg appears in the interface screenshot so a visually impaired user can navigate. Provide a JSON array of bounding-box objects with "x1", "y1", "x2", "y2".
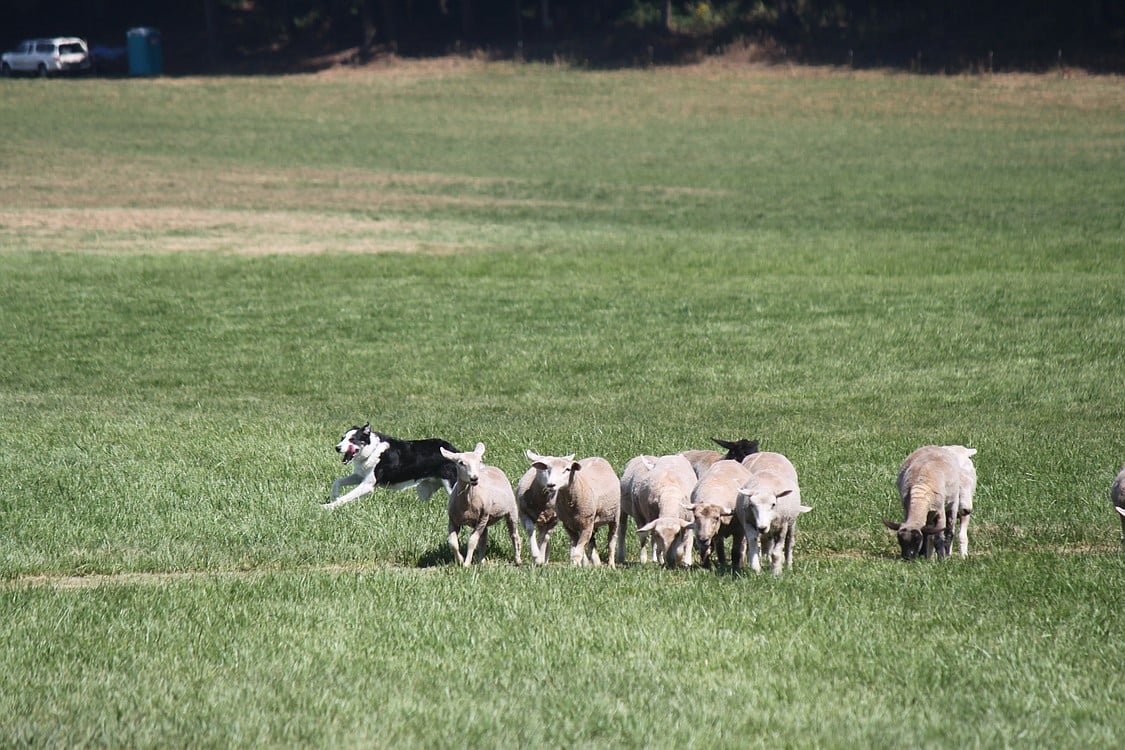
[{"x1": 415, "y1": 478, "x2": 443, "y2": 502}]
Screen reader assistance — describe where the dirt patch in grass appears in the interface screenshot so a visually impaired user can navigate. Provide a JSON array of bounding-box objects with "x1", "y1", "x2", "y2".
[{"x1": 0, "y1": 206, "x2": 472, "y2": 255}]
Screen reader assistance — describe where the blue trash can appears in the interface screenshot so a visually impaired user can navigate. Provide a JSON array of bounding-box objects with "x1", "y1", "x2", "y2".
[{"x1": 127, "y1": 27, "x2": 163, "y2": 76}]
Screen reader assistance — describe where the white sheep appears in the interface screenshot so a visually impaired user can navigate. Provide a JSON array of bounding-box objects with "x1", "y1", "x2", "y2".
[
  {"x1": 685, "y1": 459, "x2": 751, "y2": 568},
  {"x1": 520, "y1": 451, "x2": 620, "y2": 567},
  {"x1": 883, "y1": 445, "x2": 976, "y2": 560},
  {"x1": 618, "y1": 454, "x2": 656, "y2": 563},
  {"x1": 440, "y1": 443, "x2": 522, "y2": 567},
  {"x1": 632, "y1": 454, "x2": 697, "y2": 566},
  {"x1": 1112, "y1": 464, "x2": 1125, "y2": 552},
  {"x1": 736, "y1": 451, "x2": 811, "y2": 574},
  {"x1": 515, "y1": 452, "x2": 563, "y2": 565},
  {"x1": 680, "y1": 437, "x2": 761, "y2": 478}
]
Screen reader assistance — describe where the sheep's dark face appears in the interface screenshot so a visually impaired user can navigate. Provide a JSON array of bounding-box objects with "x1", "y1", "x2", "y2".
[
  {"x1": 713, "y1": 437, "x2": 760, "y2": 462},
  {"x1": 896, "y1": 528, "x2": 925, "y2": 560}
]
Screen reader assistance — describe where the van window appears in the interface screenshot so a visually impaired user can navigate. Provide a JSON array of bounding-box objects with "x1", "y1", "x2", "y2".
[
  {"x1": 59, "y1": 43, "x2": 85, "y2": 55},
  {"x1": 36, "y1": 43, "x2": 55, "y2": 54}
]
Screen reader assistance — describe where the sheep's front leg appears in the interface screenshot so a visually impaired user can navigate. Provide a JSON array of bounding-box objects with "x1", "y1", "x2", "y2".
[
  {"x1": 742, "y1": 523, "x2": 761, "y2": 573},
  {"x1": 448, "y1": 525, "x2": 465, "y2": 566},
  {"x1": 464, "y1": 519, "x2": 490, "y2": 566},
  {"x1": 522, "y1": 516, "x2": 544, "y2": 564},
  {"x1": 541, "y1": 528, "x2": 552, "y2": 564},
  {"x1": 679, "y1": 528, "x2": 695, "y2": 567},
  {"x1": 570, "y1": 526, "x2": 594, "y2": 566},
  {"x1": 637, "y1": 528, "x2": 651, "y2": 564},
  {"x1": 730, "y1": 525, "x2": 745, "y2": 569}
]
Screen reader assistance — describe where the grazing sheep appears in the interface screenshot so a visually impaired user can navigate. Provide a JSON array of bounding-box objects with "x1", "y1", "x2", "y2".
[
  {"x1": 1113, "y1": 465, "x2": 1125, "y2": 552},
  {"x1": 884, "y1": 445, "x2": 976, "y2": 561},
  {"x1": 681, "y1": 437, "x2": 761, "y2": 478},
  {"x1": 440, "y1": 443, "x2": 522, "y2": 567},
  {"x1": 943, "y1": 444, "x2": 977, "y2": 558},
  {"x1": 685, "y1": 459, "x2": 751, "y2": 568},
  {"x1": 523, "y1": 451, "x2": 621, "y2": 567},
  {"x1": 515, "y1": 452, "x2": 564, "y2": 565},
  {"x1": 632, "y1": 454, "x2": 697, "y2": 566},
  {"x1": 735, "y1": 451, "x2": 811, "y2": 575}
]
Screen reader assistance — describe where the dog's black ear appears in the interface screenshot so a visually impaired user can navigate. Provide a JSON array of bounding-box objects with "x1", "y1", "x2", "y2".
[{"x1": 361, "y1": 423, "x2": 372, "y2": 436}]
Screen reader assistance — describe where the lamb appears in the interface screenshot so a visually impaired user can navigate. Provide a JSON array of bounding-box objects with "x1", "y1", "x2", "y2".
[
  {"x1": 515, "y1": 452, "x2": 562, "y2": 565},
  {"x1": 521, "y1": 450, "x2": 621, "y2": 567},
  {"x1": 736, "y1": 451, "x2": 811, "y2": 574},
  {"x1": 684, "y1": 459, "x2": 751, "y2": 568},
  {"x1": 883, "y1": 445, "x2": 977, "y2": 561},
  {"x1": 631, "y1": 454, "x2": 697, "y2": 566},
  {"x1": 440, "y1": 443, "x2": 522, "y2": 567},
  {"x1": 681, "y1": 437, "x2": 761, "y2": 478},
  {"x1": 1112, "y1": 464, "x2": 1125, "y2": 552}
]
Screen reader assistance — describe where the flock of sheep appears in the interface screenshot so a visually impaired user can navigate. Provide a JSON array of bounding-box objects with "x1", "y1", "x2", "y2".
[{"x1": 438, "y1": 438, "x2": 1125, "y2": 571}]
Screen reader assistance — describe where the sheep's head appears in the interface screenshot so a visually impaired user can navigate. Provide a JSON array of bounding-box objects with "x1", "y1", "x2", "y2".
[
  {"x1": 441, "y1": 442, "x2": 487, "y2": 486},
  {"x1": 882, "y1": 519, "x2": 943, "y2": 560},
  {"x1": 739, "y1": 478, "x2": 807, "y2": 534},
  {"x1": 713, "y1": 437, "x2": 760, "y2": 462},
  {"x1": 683, "y1": 502, "x2": 732, "y2": 546},
  {"x1": 525, "y1": 450, "x2": 578, "y2": 495},
  {"x1": 638, "y1": 517, "x2": 692, "y2": 566}
]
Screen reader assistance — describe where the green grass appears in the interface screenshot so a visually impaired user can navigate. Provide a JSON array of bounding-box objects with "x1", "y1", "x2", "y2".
[{"x1": 1, "y1": 62, "x2": 1124, "y2": 747}]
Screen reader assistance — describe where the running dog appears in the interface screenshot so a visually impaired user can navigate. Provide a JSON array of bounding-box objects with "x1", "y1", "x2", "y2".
[{"x1": 324, "y1": 424, "x2": 459, "y2": 510}]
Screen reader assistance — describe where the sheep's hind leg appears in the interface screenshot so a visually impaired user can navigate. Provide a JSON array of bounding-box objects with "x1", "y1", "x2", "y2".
[{"x1": 506, "y1": 514, "x2": 522, "y2": 565}]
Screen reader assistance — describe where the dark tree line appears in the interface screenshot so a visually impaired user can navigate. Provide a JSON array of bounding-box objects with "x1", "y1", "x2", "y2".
[{"x1": 5, "y1": 1, "x2": 1124, "y2": 71}]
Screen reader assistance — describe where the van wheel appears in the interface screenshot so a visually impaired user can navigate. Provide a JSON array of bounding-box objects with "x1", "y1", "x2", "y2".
[{"x1": 38, "y1": 63, "x2": 48, "y2": 77}]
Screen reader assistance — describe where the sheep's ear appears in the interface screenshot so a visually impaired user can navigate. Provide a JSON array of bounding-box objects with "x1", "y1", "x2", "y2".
[
  {"x1": 712, "y1": 438, "x2": 734, "y2": 450},
  {"x1": 642, "y1": 457, "x2": 656, "y2": 470},
  {"x1": 564, "y1": 454, "x2": 576, "y2": 462},
  {"x1": 681, "y1": 502, "x2": 696, "y2": 511},
  {"x1": 638, "y1": 520, "x2": 657, "y2": 533},
  {"x1": 570, "y1": 461, "x2": 582, "y2": 473},
  {"x1": 440, "y1": 447, "x2": 457, "y2": 461},
  {"x1": 776, "y1": 489, "x2": 794, "y2": 499},
  {"x1": 882, "y1": 519, "x2": 902, "y2": 531},
  {"x1": 921, "y1": 524, "x2": 944, "y2": 536},
  {"x1": 677, "y1": 518, "x2": 693, "y2": 529},
  {"x1": 797, "y1": 505, "x2": 812, "y2": 514},
  {"x1": 532, "y1": 462, "x2": 549, "y2": 471},
  {"x1": 965, "y1": 447, "x2": 977, "y2": 457},
  {"x1": 525, "y1": 449, "x2": 543, "y2": 463},
  {"x1": 1115, "y1": 507, "x2": 1125, "y2": 518},
  {"x1": 473, "y1": 442, "x2": 486, "y2": 456}
]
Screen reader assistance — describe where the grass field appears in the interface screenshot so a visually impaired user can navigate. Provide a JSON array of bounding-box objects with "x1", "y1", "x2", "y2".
[{"x1": 1, "y1": 60, "x2": 1124, "y2": 747}]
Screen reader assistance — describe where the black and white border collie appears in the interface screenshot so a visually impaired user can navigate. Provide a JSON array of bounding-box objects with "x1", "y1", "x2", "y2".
[{"x1": 323, "y1": 423, "x2": 459, "y2": 510}]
